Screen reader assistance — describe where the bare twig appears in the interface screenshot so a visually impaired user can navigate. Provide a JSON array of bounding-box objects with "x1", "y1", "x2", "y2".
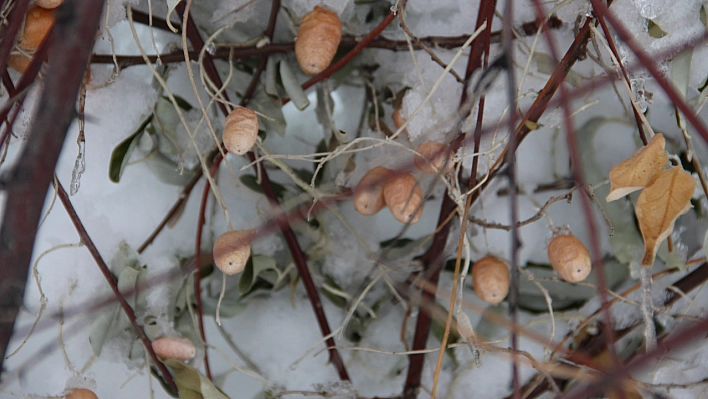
[
  {"x1": 530, "y1": 0, "x2": 623, "y2": 374},
  {"x1": 54, "y1": 179, "x2": 177, "y2": 392},
  {"x1": 396, "y1": 2, "x2": 464, "y2": 83},
  {"x1": 0, "y1": 0, "x2": 107, "y2": 374},
  {"x1": 175, "y1": 0, "x2": 350, "y2": 381},
  {"x1": 282, "y1": 9, "x2": 398, "y2": 105},
  {"x1": 402, "y1": 0, "x2": 497, "y2": 397},
  {"x1": 469, "y1": 187, "x2": 576, "y2": 231}
]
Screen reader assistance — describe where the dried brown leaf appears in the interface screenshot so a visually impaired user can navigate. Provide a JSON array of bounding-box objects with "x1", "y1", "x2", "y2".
[
  {"x1": 606, "y1": 133, "x2": 667, "y2": 202},
  {"x1": 636, "y1": 166, "x2": 695, "y2": 267}
]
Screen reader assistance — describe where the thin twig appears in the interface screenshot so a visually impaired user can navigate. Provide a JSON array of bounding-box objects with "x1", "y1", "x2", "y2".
[
  {"x1": 175, "y1": 0, "x2": 350, "y2": 380},
  {"x1": 594, "y1": 14, "x2": 647, "y2": 145},
  {"x1": 54, "y1": 179, "x2": 177, "y2": 392},
  {"x1": 0, "y1": 0, "x2": 108, "y2": 373},
  {"x1": 531, "y1": 0, "x2": 623, "y2": 375},
  {"x1": 469, "y1": 188, "x2": 576, "y2": 231},
  {"x1": 396, "y1": 2, "x2": 464, "y2": 83},
  {"x1": 402, "y1": 0, "x2": 497, "y2": 397},
  {"x1": 282, "y1": 10, "x2": 398, "y2": 105}
]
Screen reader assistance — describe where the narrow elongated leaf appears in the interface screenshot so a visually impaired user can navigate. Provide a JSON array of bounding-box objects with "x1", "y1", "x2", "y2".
[
  {"x1": 636, "y1": 166, "x2": 695, "y2": 266},
  {"x1": 606, "y1": 133, "x2": 667, "y2": 202},
  {"x1": 88, "y1": 305, "x2": 121, "y2": 356},
  {"x1": 280, "y1": 59, "x2": 310, "y2": 110},
  {"x1": 109, "y1": 116, "x2": 153, "y2": 183},
  {"x1": 265, "y1": 56, "x2": 279, "y2": 98}
]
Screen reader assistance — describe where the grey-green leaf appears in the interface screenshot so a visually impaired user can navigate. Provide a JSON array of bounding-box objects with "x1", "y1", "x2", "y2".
[
  {"x1": 238, "y1": 255, "x2": 278, "y2": 294},
  {"x1": 201, "y1": 287, "x2": 248, "y2": 319},
  {"x1": 265, "y1": 57, "x2": 279, "y2": 98},
  {"x1": 88, "y1": 305, "x2": 121, "y2": 356},
  {"x1": 280, "y1": 59, "x2": 310, "y2": 110},
  {"x1": 164, "y1": 359, "x2": 231, "y2": 399}
]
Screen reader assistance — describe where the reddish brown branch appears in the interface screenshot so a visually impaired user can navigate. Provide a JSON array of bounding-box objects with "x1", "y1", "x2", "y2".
[
  {"x1": 174, "y1": 0, "x2": 350, "y2": 381},
  {"x1": 590, "y1": 0, "x2": 708, "y2": 145},
  {"x1": 0, "y1": 0, "x2": 107, "y2": 375},
  {"x1": 594, "y1": 14, "x2": 647, "y2": 145},
  {"x1": 0, "y1": 30, "x2": 52, "y2": 150},
  {"x1": 563, "y1": 264, "x2": 708, "y2": 399},
  {"x1": 282, "y1": 10, "x2": 398, "y2": 105},
  {"x1": 90, "y1": 16, "x2": 564, "y2": 70},
  {"x1": 0, "y1": 0, "x2": 31, "y2": 82},
  {"x1": 402, "y1": 1, "x2": 497, "y2": 397},
  {"x1": 137, "y1": 167, "x2": 204, "y2": 253},
  {"x1": 194, "y1": 161, "x2": 220, "y2": 381},
  {"x1": 531, "y1": 0, "x2": 622, "y2": 374},
  {"x1": 54, "y1": 179, "x2": 177, "y2": 392}
]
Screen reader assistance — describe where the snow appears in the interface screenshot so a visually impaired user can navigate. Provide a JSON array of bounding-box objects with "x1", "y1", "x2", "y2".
[{"x1": 4, "y1": 0, "x2": 708, "y2": 398}]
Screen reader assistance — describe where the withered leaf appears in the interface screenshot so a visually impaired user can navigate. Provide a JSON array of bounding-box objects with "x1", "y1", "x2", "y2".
[
  {"x1": 636, "y1": 166, "x2": 695, "y2": 267},
  {"x1": 606, "y1": 133, "x2": 668, "y2": 202}
]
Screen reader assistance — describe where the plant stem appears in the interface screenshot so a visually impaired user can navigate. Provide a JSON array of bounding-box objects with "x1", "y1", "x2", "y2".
[
  {"x1": 54, "y1": 179, "x2": 178, "y2": 392},
  {"x1": 175, "y1": 0, "x2": 350, "y2": 381},
  {"x1": 590, "y1": 0, "x2": 708, "y2": 145},
  {"x1": 402, "y1": 0, "x2": 497, "y2": 397},
  {"x1": 531, "y1": 0, "x2": 622, "y2": 374},
  {"x1": 0, "y1": 0, "x2": 107, "y2": 376},
  {"x1": 281, "y1": 10, "x2": 398, "y2": 105},
  {"x1": 640, "y1": 265, "x2": 657, "y2": 351}
]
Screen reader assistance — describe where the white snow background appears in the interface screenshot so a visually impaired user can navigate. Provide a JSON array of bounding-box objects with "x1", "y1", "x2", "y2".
[{"x1": 2, "y1": 0, "x2": 708, "y2": 398}]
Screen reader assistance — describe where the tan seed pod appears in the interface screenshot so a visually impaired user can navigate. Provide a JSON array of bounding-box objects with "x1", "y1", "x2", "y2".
[
  {"x1": 383, "y1": 172, "x2": 423, "y2": 224},
  {"x1": 295, "y1": 6, "x2": 342, "y2": 75},
  {"x1": 151, "y1": 336, "x2": 196, "y2": 361},
  {"x1": 66, "y1": 388, "x2": 98, "y2": 399},
  {"x1": 414, "y1": 141, "x2": 454, "y2": 174},
  {"x1": 472, "y1": 256, "x2": 509, "y2": 304},
  {"x1": 8, "y1": 53, "x2": 31, "y2": 73},
  {"x1": 353, "y1": 166, "x2": 392, "y2": 216},
  {"x1": 213, "y1": 230, "x2": 253, "y2": 275},
  {"x1": 547, "y1": 234, "x2": 591, "y2": 282},
  {"x1": 35, "y1": 0, "x2": 63, "y2": 8},
  {"x1": 223, "y1": 107, "x2": 258, "y2": 156},
  {"x1": 20, "y1": 5, "x2": 55, "y2": 51}
]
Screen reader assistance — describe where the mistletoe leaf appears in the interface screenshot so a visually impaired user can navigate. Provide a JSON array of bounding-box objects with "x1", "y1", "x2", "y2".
[
  {"x1": 109, "y1": 116, "x2": 152, "y2": 183},
  {"x1": 636, "y1": 166, "x2": 695, "y2": 266},
  {"x1": 607, "y1": 133, "x2": 668, "y2": 202},
  {"x1": 238, "y1": 255, "x2": 278, "y2": 295},
  {"x1": 280, "y1": 59, "x2": 310, "y2": 110},
  {"x1": 164, "y1": 359, "x2": 230, "y2": 399}
]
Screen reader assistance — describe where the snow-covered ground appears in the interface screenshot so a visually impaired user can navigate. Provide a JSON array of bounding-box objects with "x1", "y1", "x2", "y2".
[{"x1": 3, "y1": 0, "x2": 708, "y2": 398}]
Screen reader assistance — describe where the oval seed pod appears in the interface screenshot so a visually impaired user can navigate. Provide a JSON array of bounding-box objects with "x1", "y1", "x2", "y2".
[
  {"x1": 353, "y1": 166, "x2": 392, "y2": 216},
  {"x1": 414, "y1": 141, "x2": 454, "y2": 174},
  {"x1": 383, "y1": 172, "x2": 423, "y2": 224},
  {"x1": 547, "y1": 234, "x2": 591, "y2": 282},
  {"x1": 223, "y1": 107, "x2": 258, "y2": 156},
  {"x1": 35, "y1": 0, "x2": 63, "y2": 8},
  {"x1": 213, "y1": 230, "x2": 253, "y2": 275},
  {"x1": 66, "y1": 388, "x2": 98, "y2": 399},
  {"x1": 151, "y1": 336, "x2": 196, "y2": 361},
  {"x1": 20, "y1": 5, "x2": 55, "y2": 51},
  {"x1": 8, "y1": 53, "x2": 31, "y2": 73},
  {"x1": 472, "y1": 256, "x2": 509, "y2": 304},
  {"x1": 295, "y1": 6, "x2": 342, "y2": 75}
]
